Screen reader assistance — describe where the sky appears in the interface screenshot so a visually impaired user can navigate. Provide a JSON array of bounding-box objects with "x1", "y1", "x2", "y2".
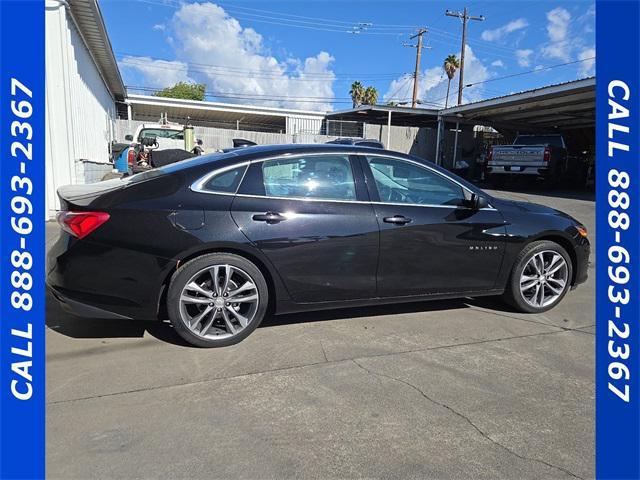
[{"x1": 100, "y1": 0, "x2": 595, "y2": 112}]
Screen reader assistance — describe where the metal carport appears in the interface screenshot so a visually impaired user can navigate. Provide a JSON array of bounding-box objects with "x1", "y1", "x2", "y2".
[{"x1": 436, "y1": 77, "x2": 595, "y2": 163}]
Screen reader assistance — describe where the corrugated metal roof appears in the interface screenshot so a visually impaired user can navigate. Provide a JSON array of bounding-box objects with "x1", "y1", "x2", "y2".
[
  {"x1": 441, "y1": 77, "x2": 595, "y2": 113},
  {"x1": 439, "y1": 77, "x2": 595, "y2": 131},
  {"x1": 67, "y1": 0, "x2": 126, "y2": 100},
  {"x1": 127, "y1": 94, "x2": 328, "y2": 118}
]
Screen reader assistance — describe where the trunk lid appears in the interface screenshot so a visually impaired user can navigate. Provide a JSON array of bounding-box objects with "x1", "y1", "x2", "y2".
[{"x1": 57, "y1": 178, "x2": 127, "y2": 209}]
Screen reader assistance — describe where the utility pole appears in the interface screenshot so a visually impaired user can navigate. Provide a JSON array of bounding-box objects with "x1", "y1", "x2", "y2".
[
  {"x1": 404, "y1": 28, "x2": 428, "y2": 108},
  {"x1": 445, "y1": 8, "x2": 484, "y2": 105}
]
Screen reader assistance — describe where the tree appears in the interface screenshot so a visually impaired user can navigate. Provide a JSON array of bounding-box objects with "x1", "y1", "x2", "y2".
[
  {"x1": 153, "y1": 82, "x2": 206, "y2": 101},
  {"x1": 443, "y1": 54, "x2": 460, "y2": 109},
  {"x1": 363, "y1": 86, "x2": 378, "y2": 106},
  {"x1": 349, "y1": 81, "x2": 365, "y2": 108}
]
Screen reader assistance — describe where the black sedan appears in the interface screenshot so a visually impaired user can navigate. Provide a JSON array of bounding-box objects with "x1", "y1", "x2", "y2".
[{"x1": 47, "y1": 144, "x2": 590, "y2": 347}]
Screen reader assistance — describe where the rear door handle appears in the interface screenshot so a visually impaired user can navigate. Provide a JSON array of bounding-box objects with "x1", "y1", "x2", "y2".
[
  {"x1": 252, "y1": 212, "x2": 286, "y2": 224},
  {"x1": 383, "y1": 215, "x2": 412, "y2": 225}
]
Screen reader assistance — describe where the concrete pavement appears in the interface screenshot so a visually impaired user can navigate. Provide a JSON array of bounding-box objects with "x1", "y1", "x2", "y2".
[{"x1": 46, "y1": 188, "x2": 595, "y2": 479}]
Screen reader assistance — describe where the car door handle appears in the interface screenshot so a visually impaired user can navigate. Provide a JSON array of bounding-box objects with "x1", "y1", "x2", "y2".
[
  {"x1": 252, "y1": 212, "x2": 286, "y2": 224},
  {"x1": 383, "y1": 215, "x2": 412, "y2": 225}
]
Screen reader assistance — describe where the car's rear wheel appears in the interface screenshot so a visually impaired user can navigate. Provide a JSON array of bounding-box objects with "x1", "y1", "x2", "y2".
[
  {"x1": 503, "y1": 240, "x2": 572, "y2": 313},
  {"x1": 167, "y1": 253, "x2": 268, "y2": 347}
]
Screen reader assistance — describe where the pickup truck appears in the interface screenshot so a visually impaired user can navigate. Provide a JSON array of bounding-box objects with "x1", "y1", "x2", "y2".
[{"x1": 485, "y1": 134, "x2": 568, "y2": 185}]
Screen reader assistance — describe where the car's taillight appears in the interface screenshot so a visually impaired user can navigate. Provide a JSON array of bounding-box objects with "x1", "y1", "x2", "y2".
[
  {"x1": 543, "y1": 147, "x2": 551, "y2": 162},
  {"x1": 56, "y1": 211, "x2": 110, "y2": 239},
  {"x1": 487, "y1": 147, "x2": 493, "y2": 162},
  {"x1": 127, "y1": 148, "x2": 136, "y2": 166}
]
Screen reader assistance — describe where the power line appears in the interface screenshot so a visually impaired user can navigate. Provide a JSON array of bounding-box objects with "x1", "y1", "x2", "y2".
[
  {"x1": 126, "y1": 85, "x2": 354, "y2": 104},
  {"x1": 464, "y1": 57, "x2": 596, "y2": 87},
  {"x1": 385, "y1": 75, "x2": 414, "y2": 102},
  {"x1": 135, "y1": 0, "x2": 412, "y2": 35},
  {"x1": 118, "y1": 55, "x2": 407, "y2": 82}
]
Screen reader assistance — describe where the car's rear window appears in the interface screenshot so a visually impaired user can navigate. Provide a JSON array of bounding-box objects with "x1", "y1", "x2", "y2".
[{"x1": 125, "y1": 151, "x2": 239, "y2": 184}]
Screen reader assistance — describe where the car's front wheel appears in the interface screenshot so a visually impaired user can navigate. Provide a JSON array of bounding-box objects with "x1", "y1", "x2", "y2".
[
  {"x1": 167, "y1": 253, "x2": 268, "y2": 347},
  {"x1": 503, "y1": 240, "x2": 573, "y2": 313}
]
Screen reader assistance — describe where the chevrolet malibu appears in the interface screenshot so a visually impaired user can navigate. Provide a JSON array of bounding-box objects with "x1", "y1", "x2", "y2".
[{"x1": 47, "y1": 144, "x2": 590, "y2": 347}]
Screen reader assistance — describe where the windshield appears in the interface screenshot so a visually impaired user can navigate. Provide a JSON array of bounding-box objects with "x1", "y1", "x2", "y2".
[
  {"x1": 139, "y1": 128, "x2": 184, "y2": 140},
  {"x1": 514, "y1": 135, "x2": 564, "y2": 147}
]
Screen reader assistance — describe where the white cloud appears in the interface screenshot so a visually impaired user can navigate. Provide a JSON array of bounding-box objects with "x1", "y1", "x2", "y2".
[
  {"x1": 481, "y1": 18, "x2": 528, "y2": 42},
  {"x1": 169, "y1": 2, "x2": 335, "y2": 111},
  {"x1": 384, "y1": 45, "x2": 488, "y2": 107},
  {"x1": 578, "y1": 47, "x2": 595, "y2": 76},
  {"x1": 541, "y1": 7, "x2": 572, "y2": 61},
  {"x1": 515, "y1": 49, "x2": 534, "y2": 67},
  {"x1": 119, "y1": 56, "x2": 194, "y2": 88},
  {"x1": 491, "y1": 59, "x2": 504, "y2": 67},
  {"x1": 152, "y1": 24, "x2": 165, "y2": 31},
  {"x1": 122, "y1": 3, "x2": 336, "y2": 111}
]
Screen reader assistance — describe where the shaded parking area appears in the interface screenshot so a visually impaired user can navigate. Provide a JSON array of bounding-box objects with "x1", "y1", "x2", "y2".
[{"x1": 46, "y1": 188, "x2": 594, "y2": 479}]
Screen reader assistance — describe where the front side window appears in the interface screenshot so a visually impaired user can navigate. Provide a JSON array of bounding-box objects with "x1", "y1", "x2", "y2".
[
  {"x1": 367, "y1": 156, "x2": 465, "y2": 206},
  {"x1": 261, "y1": 155, "x2": 356, "y2": 201},
  {"x1": 200, "y1": 165, "x2": 247, "y2": 193}
]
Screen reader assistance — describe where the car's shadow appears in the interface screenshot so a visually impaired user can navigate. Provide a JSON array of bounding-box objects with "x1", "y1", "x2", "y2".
[{"x1": 46, "y1": 292, "x2": 519, "y2": 348}]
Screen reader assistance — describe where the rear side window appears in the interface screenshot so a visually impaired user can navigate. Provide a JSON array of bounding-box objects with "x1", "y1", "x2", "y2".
[
  {"x1": 201, "y1": 165, "x2": 247, "y2": 193},
  {"x1": 261, "y1": 155, "x2": 356, "y2": 201}
]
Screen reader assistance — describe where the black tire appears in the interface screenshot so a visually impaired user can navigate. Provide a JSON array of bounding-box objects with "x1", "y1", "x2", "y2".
[
  {"x1": 167, "y1": 253, "x2": 268, "y2": 347},
  {"x1": 502, "y1": 240, "x2": 573, "y2": 313}
]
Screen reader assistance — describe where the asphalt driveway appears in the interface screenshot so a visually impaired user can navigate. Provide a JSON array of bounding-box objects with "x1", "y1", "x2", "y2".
[{"x1": 46, "y1": 187, "x2": 595, "y2": 479}]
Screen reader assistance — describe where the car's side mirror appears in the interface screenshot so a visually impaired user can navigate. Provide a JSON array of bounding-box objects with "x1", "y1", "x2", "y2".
[
  {"x1": 465, "y1": 192, "x2": 490, "y2": 210},
  {"x1": 125, "y1": 134, "x2": 133, "y2": 142},
  {"x1": 473, "y1": 194, "x2": 490, "y2": 209}
]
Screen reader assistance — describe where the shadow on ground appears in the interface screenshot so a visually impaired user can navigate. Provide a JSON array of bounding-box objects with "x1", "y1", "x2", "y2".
[{"x1": 47, "y1": 291, "x2": 516, "y2": 348}]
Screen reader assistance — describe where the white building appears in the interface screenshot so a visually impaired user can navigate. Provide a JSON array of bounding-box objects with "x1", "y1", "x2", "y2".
[
  {"x1": 43, "y1": 0, "x2": 346, "y2": 218},
  {"x1": 45, "y1": 0, "x2": 125, "y2": 216}
]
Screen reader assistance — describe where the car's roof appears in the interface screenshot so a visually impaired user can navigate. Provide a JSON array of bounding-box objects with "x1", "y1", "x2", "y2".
[
  {"x1": 147, "y1": 143, "x2": 413, "y2": 179},
  {"x1": 225, "y1": 143, "x2": 387, "y2": 156}
]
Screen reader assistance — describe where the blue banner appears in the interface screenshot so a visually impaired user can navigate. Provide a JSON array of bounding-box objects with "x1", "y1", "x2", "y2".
[
  {"x1": 0, "y1": 0, "x2": 46, "y2": 478},
  {"x1": 596, "y1": 1, "x2": 640, "y2": 478}
]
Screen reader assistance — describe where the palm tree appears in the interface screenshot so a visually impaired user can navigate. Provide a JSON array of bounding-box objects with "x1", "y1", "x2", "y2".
[
  {"x1": 443, "y1": 54, "x2": 460, "y2": 108},
  {"x1": 349, "y1": 81, "x2": 366, "y2": 108},
  {"x1": 363, "y1": 86, "x2": 378, "y2": 105}
]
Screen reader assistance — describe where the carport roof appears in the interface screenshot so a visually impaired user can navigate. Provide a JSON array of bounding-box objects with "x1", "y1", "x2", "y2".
[
  {"x1": 440, "y1": 77, "x2": 595, "y2": 131},
  {"x1": 325, "y1": 105, "x2": 440, "y2": 127},
  {"x1": 126, "y1": 94, "x2": 326, "y2": 131},
  {"x1": 67, "y1": 0, "x2": 126, "y2": 101}
]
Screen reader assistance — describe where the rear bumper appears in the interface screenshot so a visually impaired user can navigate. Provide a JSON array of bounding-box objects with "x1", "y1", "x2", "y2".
[
  {"x1": 486, "y1": 165, "x2": 549, "y2": 176},
  {"x1": 48, "y1": 285, "x2": 133, "y2": 320}
]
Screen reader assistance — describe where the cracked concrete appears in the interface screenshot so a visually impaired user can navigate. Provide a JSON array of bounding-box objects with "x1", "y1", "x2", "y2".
[
  {"x1": 47, "y1": 189, "x2": 594, "y2": 479},
  {"x1": 351, "y1": 357, "x2": 583, "y2": 479}
]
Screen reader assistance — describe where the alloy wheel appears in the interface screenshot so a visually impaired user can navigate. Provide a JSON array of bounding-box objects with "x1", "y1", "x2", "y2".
[
  {"x1": 178, "y1": 264, "x2": 260, "y2": 340},
  {"x1": 519, "y1": 250, "x2": 568, "y2": 308}
]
